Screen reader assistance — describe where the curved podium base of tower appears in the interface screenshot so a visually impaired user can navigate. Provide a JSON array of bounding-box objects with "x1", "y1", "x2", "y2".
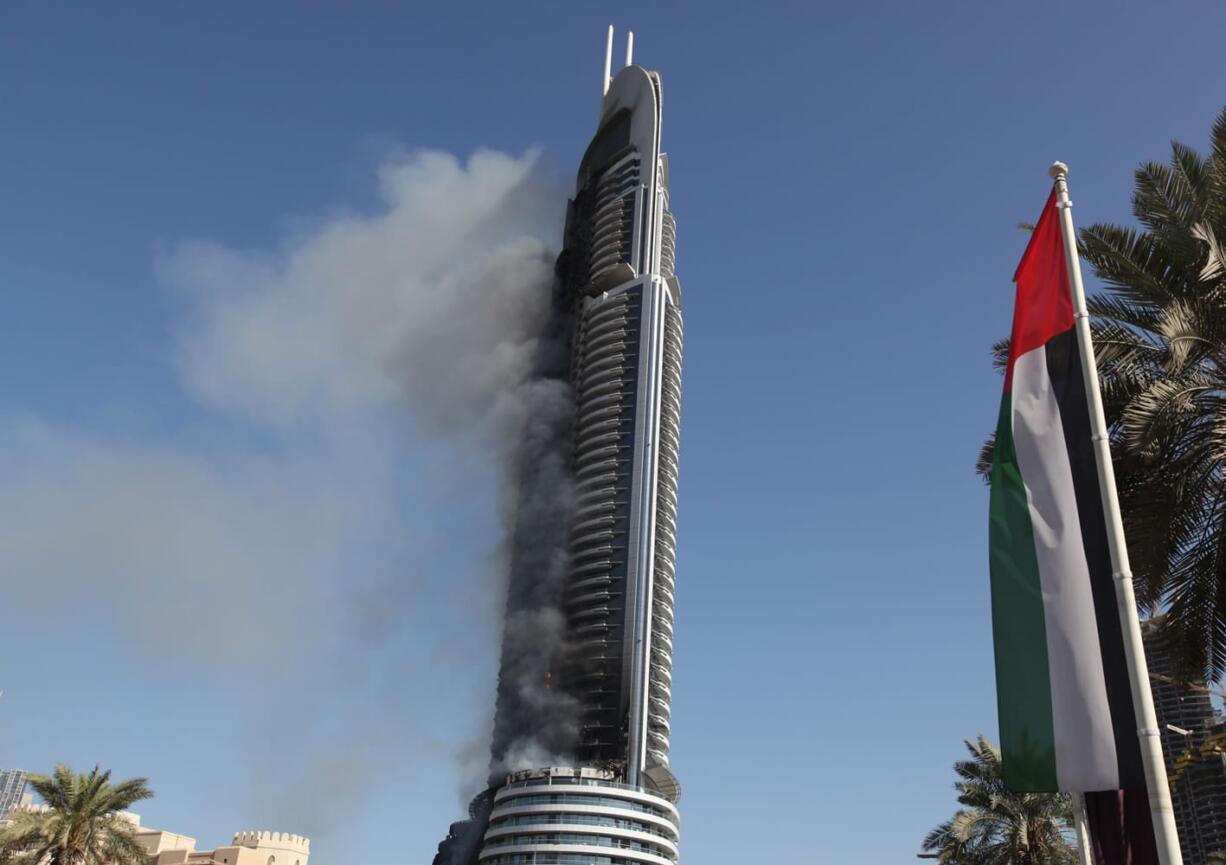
[{"x1": 477, "y1": 768, "x2": 680, "y2": 865}]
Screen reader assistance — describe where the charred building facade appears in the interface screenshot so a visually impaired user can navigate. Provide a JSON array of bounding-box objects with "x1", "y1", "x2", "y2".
[{"x1": 433, "y1": 28, "x2": 685, "y2": 865}]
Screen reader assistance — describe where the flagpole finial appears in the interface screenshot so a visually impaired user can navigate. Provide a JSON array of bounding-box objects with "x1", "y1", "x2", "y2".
[{"x1": 1049, "y1": 161, "x2": 1069, "y2": 181}]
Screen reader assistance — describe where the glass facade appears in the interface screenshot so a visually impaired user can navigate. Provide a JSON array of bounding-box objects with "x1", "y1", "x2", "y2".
[{"x1": 435, "y1": 42, "x2": 685, "y2": 865}]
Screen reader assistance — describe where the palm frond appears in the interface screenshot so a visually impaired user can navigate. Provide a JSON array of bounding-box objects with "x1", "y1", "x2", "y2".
[
  {"x1": 1170, "y1": 141, "x2": 1209, "y2": 210},
  {"x1": 922, "y1": 735, "x2": 1073, "y2": 865},
  {"x1": 1132, "y1": 161, "x2": 1202, "y2": 270},
  {"x1": 0, "y1": 766, "x2": 155, "y2": 865},
  {"x1": 977, "y1": 433, "x2": 996, "y2": 483},
  {"x1": 1080, "y1": 224, "x2": 1179, "y2": 304},
  {"x1": 1208, "y1": 106, "x2": 1226, "y2": 198}
]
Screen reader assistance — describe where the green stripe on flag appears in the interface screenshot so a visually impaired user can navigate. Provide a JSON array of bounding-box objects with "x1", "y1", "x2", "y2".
[{"x1": 989, "y1": 393, "x2": 1059, "y2": 791}]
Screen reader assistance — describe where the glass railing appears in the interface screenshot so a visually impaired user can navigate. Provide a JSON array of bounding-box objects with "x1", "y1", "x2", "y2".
[
  {"x1": 487, "y1": 814, "x2": 678, "y2": 842},
  {"x1": 484, "y1": 834, "x2": 670, "y2": 853},
  {"x1": 494, "y1": 794, "x2": 671, "y2": 818},
  {"x1": 501, "y1": 776, "x2": 664, "y2": 797},
  {"x1": 483, "y1": 855, "x2": 628, "y2": 865},
  {"x1": 481, "y1": 835, "x2": 675, "y2": 862}
]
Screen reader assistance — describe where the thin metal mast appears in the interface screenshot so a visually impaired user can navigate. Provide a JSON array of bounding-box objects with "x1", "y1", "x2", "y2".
[
  {"x1": 1071, "y1": 793, "x2": 1093, "y2": 865},
  {"x1": 1050, "y1": 161, "x2": 1184, "y2": 865},
  {"x1": 602, "y1": 25, "x2": 613, "y2": 97}
]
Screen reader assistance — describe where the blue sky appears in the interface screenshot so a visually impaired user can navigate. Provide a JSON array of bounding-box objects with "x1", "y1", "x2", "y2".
[{"x1": 3, "y1": 3, "x2": 1226, "y2": 864}]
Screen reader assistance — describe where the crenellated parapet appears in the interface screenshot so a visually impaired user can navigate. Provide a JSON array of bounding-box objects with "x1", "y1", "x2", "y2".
[{"x1": 231, "y1": 831, "x2": 310, "y2": 854}]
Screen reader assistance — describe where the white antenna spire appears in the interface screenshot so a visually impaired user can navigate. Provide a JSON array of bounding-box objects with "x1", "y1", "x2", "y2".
[
  {"x1": 602, "y1": 25, "x2": 613, "y2": 97},
  {"x1": 625, "y1": 31, "x2": 634, "y2": 67}
]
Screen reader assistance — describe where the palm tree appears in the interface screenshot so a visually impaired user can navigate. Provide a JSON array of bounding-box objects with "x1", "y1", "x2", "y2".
[
  {"x1": 980, "y1": 107, "x2": 1226, "y2": 680},
  {"x1": 0, "y1": 765, "x2": 153, "y2": 865},
  {"x1": 921, "y1": 736, "x2": 1076, "y2": 865}
]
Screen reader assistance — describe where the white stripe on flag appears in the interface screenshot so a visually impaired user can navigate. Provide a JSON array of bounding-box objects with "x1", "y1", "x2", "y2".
[{"x1": 1012, "y1": 347, "x2": 1119, "y2": 791}]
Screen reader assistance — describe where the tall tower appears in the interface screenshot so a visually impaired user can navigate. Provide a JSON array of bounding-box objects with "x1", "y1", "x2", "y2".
[
  {"x1": 554, "y1": 24, "x2": 682, "y2": 798},
  {"x1": 1143, "y1": 620, "x2": 1226, "y2": 863},
  {"x1": 0, "y1": 769, "x2": 28, "y2": 816},
  {"x1": 433, "y1": 28, "x2": 685, "y2": 865}
]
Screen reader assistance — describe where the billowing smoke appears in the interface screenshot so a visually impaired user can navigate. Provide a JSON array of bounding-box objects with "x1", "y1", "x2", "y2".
[
  {"x1": 0, "y1": 147, "x2": 577, "y2": 846},
  {"x1": 487, "y1": 309, "x2": 580, "y2": 783},
  {"x1": 171, "y1": 145, "x2": 586, "y2": 798},
  {"x1": 171, "y1": 148, "x2": 563, "y2": 440}
]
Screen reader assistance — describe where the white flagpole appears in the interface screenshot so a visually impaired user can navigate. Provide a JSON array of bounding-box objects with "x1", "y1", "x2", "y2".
[
  {"x1": 1072, "y1": 792, "x2": 1094, "y2": 865},
  {"x1": 1049, "y1": 161, "x2": 1183, "y2": 865}
]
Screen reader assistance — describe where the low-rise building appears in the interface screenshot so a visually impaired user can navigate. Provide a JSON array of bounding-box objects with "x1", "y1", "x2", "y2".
[
  {"x1": 1, "y1": 807, "x2": 308, "y2": 865},
  {"x1": 136, "y1": 826, "x2": 310, "y2": 865}
]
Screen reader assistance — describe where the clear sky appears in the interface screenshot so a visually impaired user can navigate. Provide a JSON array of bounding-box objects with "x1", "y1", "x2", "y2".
[{"x1": 3, "y1": 3, "x2": 1226, "y2": 864}]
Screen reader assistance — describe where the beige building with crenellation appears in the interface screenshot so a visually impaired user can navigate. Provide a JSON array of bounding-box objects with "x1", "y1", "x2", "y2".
[
  {"x1": 1, "y1": 808, "x2": 308, "y2": 865},
  {"x1": 137, "y1": 825, "x2": 310, "y2": 865}
]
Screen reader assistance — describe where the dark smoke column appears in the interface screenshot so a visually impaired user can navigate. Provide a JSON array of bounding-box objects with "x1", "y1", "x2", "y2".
[{"x1": 434, "y1": 28, "x2": 684, "y2": 865}]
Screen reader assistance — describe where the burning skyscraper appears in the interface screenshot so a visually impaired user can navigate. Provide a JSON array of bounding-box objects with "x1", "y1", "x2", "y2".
[{"x1": 433, "y1": 27, "x2": 685, "y2": 865}]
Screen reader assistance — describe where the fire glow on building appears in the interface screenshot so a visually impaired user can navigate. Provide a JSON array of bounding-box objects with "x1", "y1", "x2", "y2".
[{"x1": 434, "y1": 27, "x2": 686, "y2": 865}]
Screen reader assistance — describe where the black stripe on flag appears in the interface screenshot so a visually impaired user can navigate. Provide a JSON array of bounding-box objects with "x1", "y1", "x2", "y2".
[{"x1": 1045, "y1": 327, "x2": 1146, "y2": 789}]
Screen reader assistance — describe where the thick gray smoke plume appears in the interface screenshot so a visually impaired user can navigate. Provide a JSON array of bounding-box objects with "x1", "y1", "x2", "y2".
[
  {"x1": 172, "y1": 149, "x2": 561, "y2": 440},
  {"x1": 173, "y1": 146, "x2": 585, "y2": 796},
  {"x1": 487, "y1": 314, "x2": 580, "y2": 783},
  {"x1": 0, "y1": 147, "x2": 575, "y2": 849}
]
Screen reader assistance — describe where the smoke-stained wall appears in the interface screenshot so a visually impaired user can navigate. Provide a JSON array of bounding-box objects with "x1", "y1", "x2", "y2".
[{"x1": 486, "y1": 287, "x2": 580, "y2": 781}]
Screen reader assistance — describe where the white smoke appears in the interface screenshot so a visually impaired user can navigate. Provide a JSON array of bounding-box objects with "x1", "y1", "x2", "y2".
[
  {"x1": 0, "y1": 147, "x2": 569, "y2": 841},
  {"x1": 169, "y1": 148, "x2": 562, "y2": 437}
]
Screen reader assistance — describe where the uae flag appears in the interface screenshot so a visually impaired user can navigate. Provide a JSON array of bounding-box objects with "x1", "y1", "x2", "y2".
[{"x1": 989, "y1": 190, "x2": 1146, "y2": 793}]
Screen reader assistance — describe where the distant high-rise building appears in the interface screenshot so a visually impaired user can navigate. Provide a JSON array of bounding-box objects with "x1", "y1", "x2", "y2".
[
  {"x1": 433, "y1": 27, "x2": 685, "y2": 865},
  {"x1": 1144, "y1": 619, "x2": 1226, "y2": 863},
  {"x1": 0, "y1": 769, "x2": 28, "y2": 816}
]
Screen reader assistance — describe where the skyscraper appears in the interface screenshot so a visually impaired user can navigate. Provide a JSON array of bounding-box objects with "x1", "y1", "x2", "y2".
[
  {"x1": 0, "y1": 769, "x2": 28, "y2": 816},
  {"x1": 1144, "y1": 619, "x2": 1226, "y2": 863},
  {"x1": 434, "y1": 28, "x2": 685, "y2": 865}
]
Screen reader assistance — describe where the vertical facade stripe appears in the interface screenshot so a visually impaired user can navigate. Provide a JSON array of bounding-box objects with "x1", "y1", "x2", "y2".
[
  {"x1": 1044, "y1": 329, "x2": 1147, "y2": 788},
  {"x1": 990, "y1": 392, "x2": 1059, "y2": 791},
  {"x1": 1011, "y1": 345, "x2": 1120, "y2": 791}
]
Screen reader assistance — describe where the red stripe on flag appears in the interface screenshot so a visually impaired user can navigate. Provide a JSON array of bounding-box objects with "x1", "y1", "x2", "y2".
[{"x1": 1004, "y1": 190, "x2": 1075, "y2": 392}]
